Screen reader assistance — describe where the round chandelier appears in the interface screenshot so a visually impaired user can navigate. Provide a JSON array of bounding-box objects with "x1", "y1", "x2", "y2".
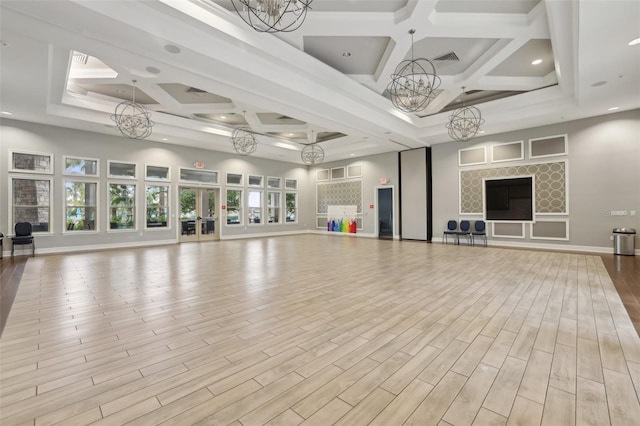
[
  {"x1": 111, "y1": 80, "x2": 154, "y2": 139},
  {"x1": 446, "y1": 87, "x2": 485, "y2": 142},
  {"x1": 230, "y1": 0, "x2": 313, "y2": 33},
  {"x1": 387, "y1": 29, "x2": 440, "y2": 113},
  {"x1": 301, "y1": 144, "x2": 324, "y2": 165},
  {"x1": 230, "y1": 127, "x2": 258, "y2": 155}
]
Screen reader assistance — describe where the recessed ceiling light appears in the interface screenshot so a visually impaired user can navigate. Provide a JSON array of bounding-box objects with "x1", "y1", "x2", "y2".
[
  {"x1": 342, "y1": 52, "x2": 351, "y2": 57},
  {"x1": 350, "y1": 154, "x2": 355, "y2": 156},
  {"x1": 288, "y1": 133, "x2": 294, "y2": 136},
  {"x1": 1, "y1": 111, "x2": 13, "y2": 115},
  {"x1": 161, "y1": 138, "x2": 168, "y2": 141},
  {"x1": 591, "y1": 80, "x2": 607, "y2": 87},
  {"x1": 146, "y1": 66, "x2": 161, "y2": 74},
  {"x1": 531, "y1": 59, "x2": 542, "y2": 65},
  {"x1": 220, "y1": 115, "x2": 226, "y2": 119},
  {"x1": 628, "y1": 37, "x2": 640, "y2": 46},
  {"x1": 608, "y1": 106, "x2": 620, "y2": 111},
  {"x1": 164, "y1": 44, "x2": 181, "y2": 54},
  {"x1": 479, "y1": 130, "x2": 485, "y2": 134}
]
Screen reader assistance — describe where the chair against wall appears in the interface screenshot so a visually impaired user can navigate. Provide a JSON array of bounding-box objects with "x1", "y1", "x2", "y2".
[
  {"x1": 443, "y1": 220, "x2": 458, "y2": 244},
  {"x1": 11, "y1": 222, "x2": 35, "y2": 257},
  {"x1": 457, "y1": 220, "x2": 472, "y2": 245},
  {"x1": 472, "y1": 220, "x2": 487, "y2": 247}
]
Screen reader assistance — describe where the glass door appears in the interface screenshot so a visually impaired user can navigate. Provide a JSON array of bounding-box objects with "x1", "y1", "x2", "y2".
[{"x1": 179, "y1": 187, "x2": 219, "y2": 242}]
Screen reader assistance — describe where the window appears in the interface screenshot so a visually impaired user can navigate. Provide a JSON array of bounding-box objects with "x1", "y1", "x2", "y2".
[
  {"x1": 108, "y1": 161, "x2": 136, "y2": 179},
  {"x1": 285, "y1": 178, "x2": 297, "y2": 190},
  {"x1": 267, "y1": 192, "x2": 281, "y2": 224},
  {"x1": 109, "y1": 183, "x2": 136, "y2": 230},
  {"x1": 226, "y1": 189, "x2": 242, "y2": 225},
  {"x1": 179, "y1": 168, "x2": 218, "y2": 184},
  {"x1": 146, "y1": 185, "x2": 169, "y2": 228},
  {"x1": 10, "y1": 151, "x2": 53, "y2": 174},
  {"x1": 64, "y1": 156, "x2": 99, "y2": 176},
  {"x1": 226, "y1": 173, "x2": 243, "y2": 186},
  {"x1": 65, "y1": 181, "x2": 97, "y2": 231},
  {"x1": 286, "y1": 192, "x2": 297, "y2": 223},
  {"x1": 248, "y1": 175, "x2": 263, "y2": 187},
  {"x1": 248, "y1": 190, "x2": 262, "y2": 224},
  {"x1": 267, "y1": 176, "x2": 281, "y2": 189},
  {"x1": 11, "y1": 178, "x2": 51, "y2": 232},
  {"x1": 146, "y1": 165, "x2": 170, "y2": 181}
]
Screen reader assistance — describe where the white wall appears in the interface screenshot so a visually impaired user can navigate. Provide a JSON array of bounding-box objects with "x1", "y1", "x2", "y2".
[
  {"x1": 1, "y1": 119, "x2": 311, "y2": 254},
  {"x1": 432, "y1": 109, "x2": 640, "y2": 252}
]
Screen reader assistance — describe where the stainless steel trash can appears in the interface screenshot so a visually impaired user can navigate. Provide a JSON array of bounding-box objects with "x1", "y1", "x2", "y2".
[{"x1": 613, "y1": 228, "x2": 636, "y2": 256}]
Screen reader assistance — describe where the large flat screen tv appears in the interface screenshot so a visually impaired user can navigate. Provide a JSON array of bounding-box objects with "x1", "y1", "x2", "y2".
[{"x1": 484, "y1": 176, "x2": 534, "y2": 221}]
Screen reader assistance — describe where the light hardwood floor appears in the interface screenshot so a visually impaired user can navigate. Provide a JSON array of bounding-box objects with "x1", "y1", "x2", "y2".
[{"x1": 1, "y1": 235, "x2": 640, "y2": 425}]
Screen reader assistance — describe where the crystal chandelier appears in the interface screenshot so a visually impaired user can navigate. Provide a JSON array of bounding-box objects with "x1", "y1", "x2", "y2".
[
  {"x1": 230, "y1": 127, "x2": 258, "y2": 155},
  {"x1": 300, "y1": 130, "x2": 324, "y2": 165},
  {"x1": 111, "y1": 80, "x2": 154, "y2": 139},
  {"x1": 446, "y1": 87, "x2": 485, "y2": 142},
  {"x1": 387, "y1": 29, "x2": 440, "y2": 113},
  {"x1": 230, "y1": 0, "x2": 313, "y2": 33}
]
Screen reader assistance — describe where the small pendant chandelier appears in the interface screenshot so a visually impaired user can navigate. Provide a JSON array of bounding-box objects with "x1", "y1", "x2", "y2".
[
  {"x1": 230, "y1": 111, "x2": 258, "y2": 155},
  {"x1": 446, "y1": 86, "x2": 485, "y2": 142},
  {"x1": 230, "y1": 0, "x2": 313, "y2": 33},
  {"x1": 111, "y1": 80, "x2": 154, "y2": 139},
  {"x1": 300, "y1": 130, "x2": 324, "y2": 165},
  {"x1": 387, "y1": 29, "x2": 440, "y2": 113}
]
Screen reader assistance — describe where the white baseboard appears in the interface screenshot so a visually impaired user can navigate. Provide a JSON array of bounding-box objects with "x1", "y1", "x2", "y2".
[
  {"x1": 11, "y1": 239, "x2": 178, "y2": 256},
  {"x1": 221, "y1": 230, "x2": 308, "y2": 240},
  {"x1": 430, "y1": 237, "x2": 639, "y2": 255},
  {"x1": 308, "y1": 230, "x2": 378, "y2": 238}
]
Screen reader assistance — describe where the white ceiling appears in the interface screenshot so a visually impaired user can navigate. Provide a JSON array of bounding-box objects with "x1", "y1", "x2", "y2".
[{"x1": 0, "y1": 0, "x2": 638, "y2": 164}]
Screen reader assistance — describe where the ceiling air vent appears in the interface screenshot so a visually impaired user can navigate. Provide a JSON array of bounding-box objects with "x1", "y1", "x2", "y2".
[
  {"x1": 72, "y1": 52, "x2": 89, "y2": 64},
  {"x1": 186, "y1": 87, "x2": 207, "y2": 94},
  {"x1": 433, "y1": 51, "x2": 460, "y2": 62}
]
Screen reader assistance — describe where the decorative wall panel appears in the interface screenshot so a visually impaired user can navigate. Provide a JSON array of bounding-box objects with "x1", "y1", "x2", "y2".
[
  {"x1": 317, "y1": 181, "x2": 362, "y2": 214},
  {"x1": 458, "y1": 147, "x2": 486, "y2": 166},
  {"x1": 531, "y1": 220, "x2": 569, "y2": 240},
  {"x1": 460, "y1": 161, "x2": 566, "y2": 214},
  {"x1": 530, "y1": 135, "x2": 567, "y2": 158}
]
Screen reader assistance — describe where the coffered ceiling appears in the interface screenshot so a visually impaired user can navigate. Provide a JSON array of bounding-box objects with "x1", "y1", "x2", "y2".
[{"x1": 0, "y1": 0, "x2": 638, "y2": 164}]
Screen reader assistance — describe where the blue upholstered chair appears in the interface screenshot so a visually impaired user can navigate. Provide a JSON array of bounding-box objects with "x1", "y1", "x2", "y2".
[
  {"x1": 471, "y1": 220, "x2": 487, "y2": 247},
  {"x1": 457, "y1": 220, "x2": 472, "y2": 245},
  {"x1": 443, "y1": 220, "x2": 458, "y2": 244}
]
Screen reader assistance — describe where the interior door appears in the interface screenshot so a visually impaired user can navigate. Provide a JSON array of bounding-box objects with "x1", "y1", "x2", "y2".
[
  {"x1": 179, "y1": 187, "x2": 219, "y2": 242},
  {"x1": 378, "y1": 187, "x2": 393, "y2": 239}
]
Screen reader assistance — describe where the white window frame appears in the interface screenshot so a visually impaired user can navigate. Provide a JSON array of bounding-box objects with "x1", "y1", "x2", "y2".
[
  {"x1": 225, "y1": 188, "x2": 243, "y2": 226},
  {"x1": 63, "y1": 156, "x2": 100, "y2": 177},
  {"x1": 267, "y1": 176, "x2": 282, "y2": 189},
  {"x1": 285, "y1": 178, "x2": 298, "y2": 190},
  {"x1": 145, "y1": 184, "x2": 170, "y2": 230},
  {"x1": 108, "y1": 160, "x2": 137, "y2": 179},
  {"x1": 9, "y1": 176, "x2": 53, "y2": 234},
  {"x1": 179, "y1": 167, "x2": 219, "y2": 185},
  {"x1": 9, "y1": 150, "x2": 54, "y2": 174},
  {"x1": 63, "y1": 178, "x2": 99, "y2": 233},
  {"x1": 247, "y1": 189, "x2": 263, "y2": 225},
  {"x1": 285, "y1": 191, "x2": 298, "y2": 224},
  {"x1": 248, "y1": 175, "x2": 264, "y2": 188},
  {"x1": 267, "y1": 191, "x2": 282, "y2": 224},
  {"x1": 226, "y1": 172, "x2": 244, "y2": 187},
  {"x1": 145, "y1": 164, "x2": 171, "y2": 181},
  {"x1": 108, "y1": 181, "x2": 137, "y2": 232}
]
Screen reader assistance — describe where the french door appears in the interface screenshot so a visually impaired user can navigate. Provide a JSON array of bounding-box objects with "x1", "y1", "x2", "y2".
[{"x1": 179, "y1": 187, "x2": 219, "y2": 242}]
